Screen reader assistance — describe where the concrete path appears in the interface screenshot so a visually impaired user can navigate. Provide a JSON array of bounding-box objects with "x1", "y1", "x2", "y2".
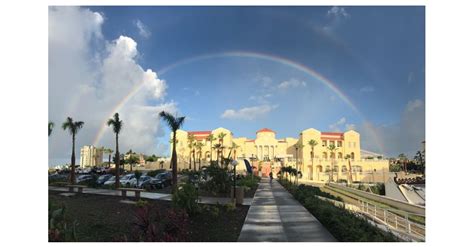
[
  {"x1": 48, "y1": 186, "x2": 253, "y2": 206},
  {"x1": 238, "y1": 178, "x2": 337, "y2": 242}
]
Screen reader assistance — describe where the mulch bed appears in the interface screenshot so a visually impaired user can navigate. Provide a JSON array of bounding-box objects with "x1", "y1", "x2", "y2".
[{"x1": 49, "y1": 191, "x2": 249, "y2": 242}]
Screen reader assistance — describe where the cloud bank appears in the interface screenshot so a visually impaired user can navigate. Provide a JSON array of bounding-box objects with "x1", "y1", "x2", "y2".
[{"x1": 49, "y1": 7, "x2": 175, "y2": 166}]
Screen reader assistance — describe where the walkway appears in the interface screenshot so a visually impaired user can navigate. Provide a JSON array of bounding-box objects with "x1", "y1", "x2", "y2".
[
  {"x1": 48, "y1": 186, "x2": 253, "y2": 205},
  {"x1": 238, "y1": 178, "x2": 336, "y2": 242}
]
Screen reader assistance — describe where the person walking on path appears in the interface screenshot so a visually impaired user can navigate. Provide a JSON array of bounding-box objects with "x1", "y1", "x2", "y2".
[{"x1": 269, "y1": 171, "x2": 273, "y2": 183}]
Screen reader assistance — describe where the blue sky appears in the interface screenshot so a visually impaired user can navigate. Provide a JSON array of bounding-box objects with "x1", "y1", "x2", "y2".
[{"x1": 49, "y1": 6, "x2": 425, "y2": 166}]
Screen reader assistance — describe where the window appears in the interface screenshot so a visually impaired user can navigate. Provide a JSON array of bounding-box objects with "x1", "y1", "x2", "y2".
[
  {"x1": 351, "y1": 152, "x2": 355, "y2": 160},
  {"x1": 337, "y1": 141, "x2": 342, "y2": 147},
  {"x1": 330, "y1": 152, "x2": 335, "y2": 159},
  {"x1": 342, "y1": 165, "x2": 347, "y2": 172},
  {"x1": 330, "y1": 140, "x2": 335, "y2": 146},
  {"x1": 323, "y1": 152, "x2": 328, "y2": 159},
  {"x1": 322, "y1": 140, "x2": 327, "y2": 146},
  {"x1": 325, "y1": 166, "x2": 331, "y2": 172},
  {"x1": 338, "y1": 152, "x2": 343, "y2": 159},
  {"x1": 347, "y1": 142, "x2": 351, "y2": 148},
  {"x1": 334, "y1": 165, "x2": 339, "y2": 172},
  {"x1": 353, "y1": 142, "x2": 357, "y2": 148}
]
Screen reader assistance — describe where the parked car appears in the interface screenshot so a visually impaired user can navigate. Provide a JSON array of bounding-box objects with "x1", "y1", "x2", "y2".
[
  {"x1": 76, "y1": 174, "x2": 93, "y2": 183},
  {"x1": 137, "y1": 175, "x2": 152, "y2": 189},
  {"x1": 96, "y1": 174, "x2": 113, "y2": 185},
  {"x1": 152, "y1": 172, "x2": 172, "y2": 188},
  {"x1": 103, "y1": 176, "x2": 117, "y2": 186},
  {"x1": 120, "y1": 174, "x2": 137, "y2": 187}
]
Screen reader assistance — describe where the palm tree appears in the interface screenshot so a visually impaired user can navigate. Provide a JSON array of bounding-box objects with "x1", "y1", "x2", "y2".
[
  {"x1": 398, "y1": 153, "x2": 408, "y2": 174},
  {"x1": 159, "y1": 111, "x2": 185, "y2": 191},
  {"x1": 294, "y1": 142, "x2": 304, "y2": 185},
  {"x1": 308, "y1": 139, "x2": 318, "y2": 180},
  {"x1": 345, "y1": 154, "x2": 353, "y2": 184},
  {"x1": 217, "y1": 132, "x2": 227, "y2": 167},
  {"x1": 327, "y1": 144, "x2": 338, "y2": 182},
  {"x1": 196, "y1": 142, "x2": 204, "y2": 170},
  {"x1": 206, "y1": 134, "x2": 216, "y2": 163},
  {"x1": 107, "y1": 113, "x2": 123, "y2": 189},
  {"x1": 231, "y1": 142, "x2": 240, "y2": 160},
  {"x1": 62, "y1": 117, "x2": 84, "y2": 184},
  {"x1": 103, "y1": 148, "x2": 113, "y2": 168},
  {"x1": 48, "y1": 122, "x2": 54, "y2": 136},
  {"x1": 187, "y1": 134, "x2": 195, "y2": 170},
  {"x1": 213, "y1": 143, "x2": 222, "y2": 166}
]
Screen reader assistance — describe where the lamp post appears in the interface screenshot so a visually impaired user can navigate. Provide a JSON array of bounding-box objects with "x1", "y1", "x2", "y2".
[{"x1": 231, "y1": 159, "x2": 238, "y2": 203}]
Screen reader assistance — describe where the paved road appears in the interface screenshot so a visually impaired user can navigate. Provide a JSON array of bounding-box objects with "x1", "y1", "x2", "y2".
[
  {"x1": 48, "y1": 186, "x2": 253, "y2": 205},
  {"x1": 238, "y1": 178, "x2": 337, "y2": 242}
]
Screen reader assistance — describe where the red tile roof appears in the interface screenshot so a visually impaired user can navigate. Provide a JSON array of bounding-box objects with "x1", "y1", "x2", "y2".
[
  {"x1": 256, "y1": 128, "x2": 275, "y2": 134},
  {"x1": 246, "y1": 139, "x2": 255, "y2": 142},
  {"x1": 188, "y1": 131, "x2": 212, "y2": 135},
  {"x1": 321, "y1": 132, "x2": 343, "y2": 136}
]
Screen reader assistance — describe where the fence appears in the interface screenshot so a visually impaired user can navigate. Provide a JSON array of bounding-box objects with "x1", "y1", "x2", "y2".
[{"x1": 316, "y1": 195, "x2": 425, "y2": 241}]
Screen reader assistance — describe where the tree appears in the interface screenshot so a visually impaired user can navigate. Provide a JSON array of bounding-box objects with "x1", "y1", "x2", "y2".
[
  {"x1": 48, "y1": 122, "x2": 54, "y2": 136},
  {"x1": 217, "y1": 132, "x2": 227, "y2": 167},
  {"x1": 213, "y1": 143, "x2": 222, "y2": 166},
  {"x1": 187, "y1": 134, "x2": 195, "y2": 170},
  {"x1": 159, "y1": 111, "x2": 185, "y2": 191},
  {"x1": 345, "y1": 154, "x2": 353, "y2": 184},
  {"x1": 107, "y1": 113, "x2": 123, "y2": 189},
  {"x1": 126, "y1": 154, "x2": 140, "y2": 172},
  {"x1": 294, "y1": 142, "x2": 304, "y2": 185},
  {"x1": 398, "y1": 153, "x2": 408, "y2": 174},
  {"x1": 62, "y1": 117, "x2": 84, "y2": 184},
  {"x1": 103, "y1": 148, "x2": 113, "y2": 168},
  {"x1": 307, "y1": 139, "x2": 318, "y2": 179},
  {"x1": 231, "y1": 142, "x2": 240, "y2": 160},
  {"x1": 206, "y1": 134, "x2": 216, "y2": 163},
  {"x1": 196, "y1": 142, "x2": 204, "y2": 170},
  {"x1": 327, "y1": 144, "x2": 339, "y2": 182}
]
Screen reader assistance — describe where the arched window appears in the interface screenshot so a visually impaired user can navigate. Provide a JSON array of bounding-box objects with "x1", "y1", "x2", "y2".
[
  {"x1": 325, "y1": 166, "x2": 331, "y2": 172},
  {"x1": 338, "y1": 152, "x2": 343, "y2": 159},
  {"x1": 351, "y1": 152, "x2": 355, "y2": 160},
  {"x1": 330, "y1": 152, "x2": 335, "y2": 159},
  {"x1": 323, "y1": 152, "x2": 328, "y2": 159},
  {"x1": 334, "y1": 165, "x2": 339, "y2": 172},
  {"x1": 341, "y1": 165, "x2": 347, "y2": 172}
]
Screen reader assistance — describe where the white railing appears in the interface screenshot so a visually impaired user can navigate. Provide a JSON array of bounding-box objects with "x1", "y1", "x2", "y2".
[
  {"x1": 315, "y1": 195, "x2": 425, "y2": 241},
  {"x1": 358, "y1": 200, "x2": 425, "y2": 241}
]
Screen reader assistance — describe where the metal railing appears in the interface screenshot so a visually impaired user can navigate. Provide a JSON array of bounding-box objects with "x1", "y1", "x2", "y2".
[
  {"x1": 358, "y1": 200, "x2": 425, "y2": 241},
  {"x1": 316, "y1": 195, "x2": 425, "y2": 241}
]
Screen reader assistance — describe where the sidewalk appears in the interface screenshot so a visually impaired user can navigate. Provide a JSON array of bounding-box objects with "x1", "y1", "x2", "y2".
[
  {"x1": 238, "y1": 178, "x2": 336, "y2": 242},
  {"x1": 48, "y1": 186, "x2": 252, "y2": 205}
]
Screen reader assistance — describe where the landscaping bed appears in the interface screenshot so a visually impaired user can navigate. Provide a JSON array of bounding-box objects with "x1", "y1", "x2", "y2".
[
  {"x1": 279, "y1": 179, "x2": 400, "y2": 242},
  {"x1": 49, "y1": 191, "x2": 249, "y2": 242}
]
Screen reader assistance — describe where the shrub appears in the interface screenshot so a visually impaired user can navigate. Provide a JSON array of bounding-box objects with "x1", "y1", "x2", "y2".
[
  {"x1": 136, "y1": 199, "x2": 149, "y2": 208},
  {"x1": 224, "y1": 202, "x2": 236, "y2": 212},
  {"x1": 236, "y1": 175, "x2": 261, "y2": 189},
  {"x1": 201, "y1": 163, "x2": 232, "y2": 194},
  {"x1": 48, "y1": 202, "x2": 78, "y2": 241},
  {"x1": 172, "y1": 183, "x2": 200, "y2": 216},
  {"x1": 280, "y1": 180, "x2": 398, "y2": 242},
  {"x1": 133, "y1": 205, "x2": 189, "y2": 241},
  {"x1": 209, "y1": 205, "x2": 220, "y2": 218}
]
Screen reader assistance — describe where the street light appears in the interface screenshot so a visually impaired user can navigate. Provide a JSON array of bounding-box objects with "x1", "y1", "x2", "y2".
[{"x1": 231, "y1": 159, "x2": 238, "y2": 203}]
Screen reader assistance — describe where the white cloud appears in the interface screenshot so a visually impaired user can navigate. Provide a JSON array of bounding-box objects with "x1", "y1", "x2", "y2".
[
  {"x1": 277, "y1": 78, "x2": 307, "y2": 90},
  {"x1": 329, "y1": 117, "x2": 346, "y2": 131},
  {"x1": 324, "y1": 6, "x2": 350, "y2": 31},
  {"x1": 135, "y1": 19, "x2": 151, "y2": 38},
  {"x1": 327, "y1": 6, "x2": 350, "y2": 19},
  {"x1": 220, "y1": 105, "x2": 278, "y2": 121},
  {"x1": 360, "y1": 86, "x2": 375, "y2": 93},
  {"x1": 49, "y1": 7, "x2": 174, "y2": 166}
]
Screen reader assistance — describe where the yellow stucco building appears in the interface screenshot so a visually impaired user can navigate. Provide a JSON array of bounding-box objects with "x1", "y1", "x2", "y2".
[{"x1": 170, "y1": 127, "x2": 389, "y2": 183}]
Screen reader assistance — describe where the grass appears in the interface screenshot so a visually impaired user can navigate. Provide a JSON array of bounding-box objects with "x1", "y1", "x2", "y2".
[{"x1": 48, "y1": 191, "x2": 249, "y2": 242}]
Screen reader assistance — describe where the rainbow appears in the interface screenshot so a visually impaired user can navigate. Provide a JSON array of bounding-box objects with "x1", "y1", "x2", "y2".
[{"x1": 93, "y1": 51, "x2": 384, "y2": 153}]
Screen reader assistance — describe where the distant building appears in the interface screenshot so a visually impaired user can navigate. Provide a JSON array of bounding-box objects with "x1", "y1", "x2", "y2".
[
  {"x1": 79, "y1": 145, "x2": 103, "y2": 168},
  {"x1": 171, "y1": 127, "x2": 389, "y2": 182}
]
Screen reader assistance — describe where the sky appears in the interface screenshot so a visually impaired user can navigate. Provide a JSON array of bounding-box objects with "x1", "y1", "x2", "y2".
[{"x1": 48, "y1": 6, "x2": 425, "y2": 167}]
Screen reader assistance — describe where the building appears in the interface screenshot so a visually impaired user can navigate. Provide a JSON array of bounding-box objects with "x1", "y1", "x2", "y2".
[
  {"x1": 79, "y1": 145, "x2": 103, "y2": 168},
  {"x1": 170, "y1": 127, "x2": 389, "y2": 183}
]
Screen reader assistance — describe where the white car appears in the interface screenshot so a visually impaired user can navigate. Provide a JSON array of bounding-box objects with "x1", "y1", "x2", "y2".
[
  {"x1": 103, "y1": 176, "x2": 117, "y2": 186},
  {"x1": 76, "y1": 174, "x2": 93, "y2": 183},
  {"x1": 120, "y1": 174, "x2": 137, "y2": 187}
]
